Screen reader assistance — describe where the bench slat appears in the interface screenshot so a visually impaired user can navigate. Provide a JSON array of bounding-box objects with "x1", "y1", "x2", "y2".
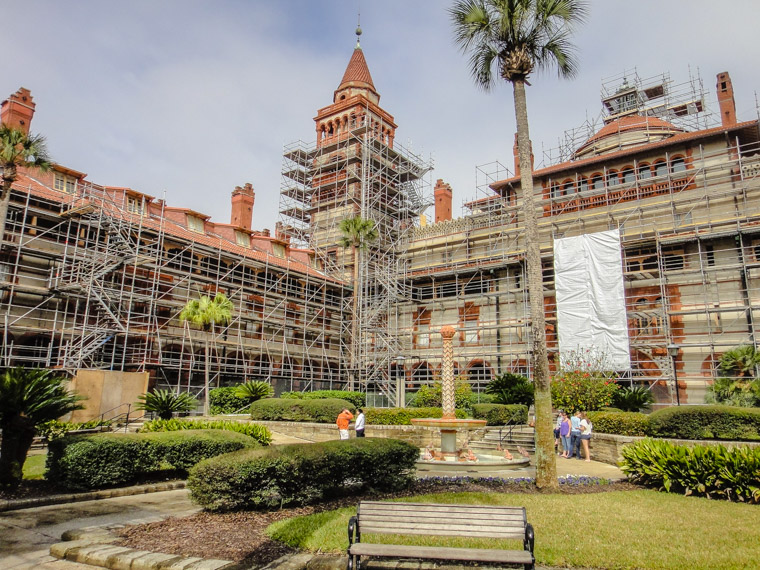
[
  {"x1": 359, "y1": 501, "x2": 526, "y2": 516},
  {"x1": 360, "y1": 513, "x2": 526, "y2": 525},
  {"x1": 360, "y1": 520, "x2": 524, "y2": 537},
  {"x1": 357, "y1": 526, "x2": 525, "y2": 539},
  {"x1": 349, "y1": 543, "x2": 533, "y2": 564}
]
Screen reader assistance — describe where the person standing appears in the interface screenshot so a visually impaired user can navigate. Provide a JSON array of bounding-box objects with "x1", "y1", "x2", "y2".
[
  {"x1": 579, "y1": 412, "x2": 593, "y2": 462},
  {"x1": 553, "y1": 410, "x2": 562, "y2": 452},
  {"x1": 354, "y1": 408, "x2": 366, "y2": 437},
  {"x1": 559, "y1": 411, "x2": 572, "y2": 458},
  {"x1": 570, "y1": 411, "x2": 582, "y2": 459},
  {"x1": 336, "y1": 408, "x2": 354, "y2": 440}
]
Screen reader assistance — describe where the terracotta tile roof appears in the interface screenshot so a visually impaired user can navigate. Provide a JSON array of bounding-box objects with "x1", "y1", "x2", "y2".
[
  {"x1": 491, "y1": 119, "x2": 758, "y2": 192},
  {"x1": 338, "y1": 47, "x2": 376, "y2": 93},
  {"x1": 581, "y1": 115, "x2": 682, "y2": 148}
]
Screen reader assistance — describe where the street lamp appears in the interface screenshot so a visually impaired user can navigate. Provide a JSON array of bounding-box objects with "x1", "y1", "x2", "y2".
[
  {"x1": 395, "y1": 355, "x2": 406, "y2": 408},
  {"x1": 667, "y1": 344, "x2": 681, "y2": 406}
]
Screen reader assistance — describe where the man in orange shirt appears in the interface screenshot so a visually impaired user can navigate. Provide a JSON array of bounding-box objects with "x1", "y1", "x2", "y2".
[{"x1": 336, "y1": 408, "x2": 354, "y2": 440}]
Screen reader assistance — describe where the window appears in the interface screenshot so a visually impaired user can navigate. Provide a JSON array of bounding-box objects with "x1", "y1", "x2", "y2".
[
  {"x1": 578, "y1": 177, "x2": 589, "y2": 193},
  {"x1": 550, "y1": 182, "x2": 561, "y2": 198},
  {"x1": 662, "y1": 253, "x2": 685, "y2": 271},
  {"x1": 654, "y1": 160, "x2": 669, "y2": 177},
  {"x1": 54, "y1": 174, "x2": 76, "y2": 194},
  {"x1": 561, "y1": 180, "x2": 574, "y2": 195},
  {"x1": 127, "y1": 195, "x2": 144, "y2": 216},
  {"x1": 671, "y1": 156, "x2": 687, "y2": 173},
  {"x1": 638, "y1": 163, "x2": 652, "y2": 179},
  {"x1": 622, "y1": 167, "x2": 636, "y2": 184},
  {"x1": 705, "y1": 244, "x2": 715, "y2": 266},
  {"x1": 460, "y1": 303, "x2": 480, "y2": 344},
  {"x1": 235, "y1": 230, "x2": 250, "y2": 247},
  {"x1": 607, "y1": 170, "x2": 620, "y2": 187},
  {"x1": 591, "y1": 174, "x2": 604, "y2": 190},
  {"x1": 414, "y1": 308, "x2": 432, "y2": 348},
  {"x1": 186, "y1": 215, "x2": 205, "y2": 233}
]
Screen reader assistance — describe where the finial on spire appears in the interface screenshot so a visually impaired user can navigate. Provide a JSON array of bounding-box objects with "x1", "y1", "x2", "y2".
[{"x1": 355, "y1": 12, "x2": 362, "y2": 48}]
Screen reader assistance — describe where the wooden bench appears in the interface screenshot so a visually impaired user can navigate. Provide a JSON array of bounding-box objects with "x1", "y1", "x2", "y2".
[{"x1": 347, "y1": 501, "x2": 535, "y2": 570}]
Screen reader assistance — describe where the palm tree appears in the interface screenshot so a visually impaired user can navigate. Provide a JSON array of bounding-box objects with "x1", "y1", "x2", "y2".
[
  {"x1": 0, "y1": 124, "x2": 52, "y2": 247},
  {"x1": 450, "y1": 0, "x2": 587, "y2": 489},
  {"x1": 718, "y1": 345, "x2": 760, "y2": 380},
  {"x1": 0, "y1": 367, "x2": 85, "y2": 489},
  {"x1": 179, "y1": 292, "x2": 234, "y2": 415},
  {"x1": 339, "y1": 216, "x2": 378, "y2": 390}
]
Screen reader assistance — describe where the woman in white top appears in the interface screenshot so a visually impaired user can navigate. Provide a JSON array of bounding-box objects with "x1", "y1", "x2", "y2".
[{"x1": 579, "y1": 412, "x2": 593, "y2": 462}]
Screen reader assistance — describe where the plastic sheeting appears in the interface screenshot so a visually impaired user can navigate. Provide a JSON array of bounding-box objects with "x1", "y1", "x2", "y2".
[{"x1": 553, "y1": 229, "x2": 631, "y2": 370}]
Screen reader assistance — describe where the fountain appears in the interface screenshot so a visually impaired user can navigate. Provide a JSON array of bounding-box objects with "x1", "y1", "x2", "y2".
[{"x1": 411, "y1": 326, "x2": 529, "y2": 472}]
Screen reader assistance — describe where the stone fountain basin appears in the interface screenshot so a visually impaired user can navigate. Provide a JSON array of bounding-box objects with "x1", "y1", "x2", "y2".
[{"x1": 416, "y1": 451, "x2": 530, "y2": 471}]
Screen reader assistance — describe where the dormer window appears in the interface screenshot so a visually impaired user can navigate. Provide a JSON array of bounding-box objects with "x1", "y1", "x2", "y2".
[
  {"x1": 187, "y1": 215, "x2": 205, "y2": 233},
  {"x1": 272, "y1": 243, "x2": 286, "y2": 258},
  {"x1": 54, "y1": 173, "x2": 76, "y2": 194},
  {"x1": 127, "y1": 195, "x2": 145, "y2": 216},
  {"x1": 235, "y1": 230, "x2": 250, "y2": 248}
]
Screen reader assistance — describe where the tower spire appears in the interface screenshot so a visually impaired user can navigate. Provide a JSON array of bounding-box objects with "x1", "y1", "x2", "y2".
[{"x1": 355, "y1": 12, "x2": 362, "y2": 48}]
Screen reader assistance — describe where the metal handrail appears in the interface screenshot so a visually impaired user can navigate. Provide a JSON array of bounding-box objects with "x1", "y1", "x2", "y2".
[{"x1": 497, "y1": 408, "x2": 530, "y2": 448}]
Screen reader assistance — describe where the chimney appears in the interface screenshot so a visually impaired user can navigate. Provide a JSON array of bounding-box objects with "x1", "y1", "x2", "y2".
[
  {"x1": 434, "y1": 179, "x2": 453, "y2": 223},
  {"x1": 230, "y1": 182, "x2": 255, "y2": 230},
  {"x1": 716, "y1": 72, "x2": 737, "y2": 127},
  {"x1": 1, "y1": 87, "x2": 36, "y2": 134},
  {"x1": 512, "y1": 133, "x2": 534, "y2": 177}
]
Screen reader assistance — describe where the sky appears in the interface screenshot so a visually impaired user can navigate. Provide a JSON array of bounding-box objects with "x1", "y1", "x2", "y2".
[{"x1": 3, "y1": 0, "x2": 760, "y2": 232}]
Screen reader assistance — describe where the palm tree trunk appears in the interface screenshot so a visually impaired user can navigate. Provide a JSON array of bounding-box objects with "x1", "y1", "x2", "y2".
[
  {"x1": 0, "y1": 416, "x2": 36, "y2": 490},
  {"x1": 349, "y1": 244, "x2": 359, "y2": 391},
  {"x1": 513, "y1": 78, "x2": 557, "y2": 489}
]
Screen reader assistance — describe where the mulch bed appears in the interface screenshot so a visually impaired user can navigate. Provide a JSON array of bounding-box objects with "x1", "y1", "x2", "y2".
[{"x1": 114, "y1": 480, "x2": 640, "y2": 567}]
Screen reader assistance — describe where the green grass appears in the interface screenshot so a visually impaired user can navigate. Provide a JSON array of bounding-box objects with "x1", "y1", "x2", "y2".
[
  {"x1": 267, "y1": 490, "x2": 760, "y2": 570},
  {"x1": 23, "y1": 453, "x2": 47, "y2": 480}
]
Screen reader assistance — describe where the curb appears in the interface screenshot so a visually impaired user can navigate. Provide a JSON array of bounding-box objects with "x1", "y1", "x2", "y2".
[
  {"x1": 0, "y1": 480, "x2": 187, "y2": 512},
  {"x1": 51, "y1": 528, "x2": 235, "y2": 570}
]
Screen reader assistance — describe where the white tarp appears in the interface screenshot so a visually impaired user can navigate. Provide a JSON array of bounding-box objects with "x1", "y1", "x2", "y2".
[{"x1": 553, "y1": 229, "x2": 631, "y2": 370}]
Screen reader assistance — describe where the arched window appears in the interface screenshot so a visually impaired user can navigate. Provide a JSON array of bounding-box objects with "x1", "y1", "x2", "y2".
[
  {"x1": 551, "y1": 182, "x2": 561, "y2": 198},
  {"x1": 578, "y1": 177, "x2": 589, "y2": 193},
  {"x1": 622, "y1": 166, "x2": 636, "y2": 184},
  {"x1": 591, "y1": 173, "x2": 604, "y2": 190},
  {"x1": 654, "y1": 160, "x2": 668, "y2": 177},
  {"x1": 671, "y1": 156, "x2": 686, "y2": 173},
  {"x1": 638, "y1": 162, "x2": 652, "y2": 179},
  {"x1": 561, "y1": 179, "x2": 574, "y2": 195},
  {"x1": 607, "y1": 170, "x2": 620, "y2": 187}
]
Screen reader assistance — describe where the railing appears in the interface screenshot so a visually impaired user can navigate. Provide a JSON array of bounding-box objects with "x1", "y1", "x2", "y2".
[{"x1": 496, "y1": 407, "x2": 532, "y2": 449}]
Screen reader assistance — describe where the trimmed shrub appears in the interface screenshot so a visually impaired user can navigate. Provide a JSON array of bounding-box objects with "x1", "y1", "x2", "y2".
[
  {"x1": 364, "y1": 407, "x2": 467, "y2": 426},
  {"x1": 249, "y1": 398, "x2": 354, "y2": 422},
  {"x1": 209, "y1": 386, "x2": 253, "y2": 415},
  {"x1": 46, "y1": 430, "x2": 257, "y2": 491},
  {"x1": 280, "y1": 390, "x2": 366, "y2": 408},
  {"x1": 408, "y1": 378, "x2": 475, "y2": 412},
  {"x1": 621, "y1": 438, "x2": 760, "y2": 503},
  {"x1": 188, "y1": 438, "x2": 419, "y2": 511},
  {"x1": 140, "y1": 418, "x2": 272, "y2": 446},
  {"x1": 471, "y1": 404, "x2": 528, "y2": 426},
  {"x1": 587, "y1": 411, "x2": 651, "y2": 436},
  {"x1": 647, "y1": 405, "x2": 760, "y2": 441}
]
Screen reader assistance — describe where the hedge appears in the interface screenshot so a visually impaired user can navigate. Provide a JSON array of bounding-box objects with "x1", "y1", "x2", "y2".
[
  {"x1": 587, "y1": 411, "x2": 651, "y2": 437},
  {"x1": 364, "y1": 407, "x2": 467, "y2": 425},
  {"x1": 188, "y1": 437, "x2": 419, "y2": 511},
  {"x1": 621, "y1": 438, "x2": 760, "y2": 503},
  {"x1": 280, "y1": 390, "x2": 366, "y2": 408},
  {"x1": 471, "y1": 404, "x2": 528, "y2": 426},
  {"x1": 249, "y1": 398, "x2": 354, "y2": 422},
  {"x1": 46, "y1": 430, "x2": 257, "y2": 491},
  {"x1": 647, "y1": 405, "x2": 760, "y2": 441},
  {"x1": 209, "y1": 386, "x2": 252, "y2": 415},
  {"x1": 140, "y1": 418, "x2": 272, "y2": 446}
]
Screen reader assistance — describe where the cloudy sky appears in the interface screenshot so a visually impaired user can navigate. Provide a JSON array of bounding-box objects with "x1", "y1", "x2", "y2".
[{"x1": 3, "y1": 0, "x2": 759, "y2": 231}]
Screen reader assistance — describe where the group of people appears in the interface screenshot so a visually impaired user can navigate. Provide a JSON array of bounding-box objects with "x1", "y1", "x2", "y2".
[
  {"x1": 336, "y1": 407, "x2": 365, "y2": 439},
  {"x1": 554, "y1": 410, "x2": 593, "y2": 461}
]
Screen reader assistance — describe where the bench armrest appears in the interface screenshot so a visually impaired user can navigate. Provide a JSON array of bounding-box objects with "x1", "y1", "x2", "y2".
[
  {"x1": 524, "y1": 522, "x2": 535, "y2": 554},
  {"x1": 348, "y1": 515, "x2": 359, "y2": 546}
]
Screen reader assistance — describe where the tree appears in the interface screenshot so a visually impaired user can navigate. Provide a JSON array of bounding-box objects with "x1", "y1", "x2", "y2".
[
  {"x1": 179, "y1": 292, "x2": 234, "y2": 415},
  {"x1": 0, "y1": 124, "x2": 52, "y2": 247},
  {"x1": 718, "y1": 345, "x2": 760, "y2": 379},
  {"x1": 450, "y1": 0, "x2": 587, "y2": 488},
  {"x1": 0, "y1": 367, "x2": 84, "y2": 489},
  {"x1": 339, "y1": 216, "x2": 378, "y2": 390},
  {"x1": 486, "y1": 372, "x2": 535, "y2": 406},
  {"x1": 136, "y1": 389, "x2": 197, "y2": 420}
]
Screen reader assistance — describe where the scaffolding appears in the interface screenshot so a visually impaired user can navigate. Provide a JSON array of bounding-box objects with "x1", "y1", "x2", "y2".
[
  {"x1": 1, "y1": 177, "x2": 351, "y2": 401},
  {"x1": 279, "y1": 108, "x2": 433, "y2": 405}
]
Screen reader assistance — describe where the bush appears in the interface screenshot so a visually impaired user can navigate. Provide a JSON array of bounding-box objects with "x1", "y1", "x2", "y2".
[
  {"x1": 551, "y1": 373, "x2": 619, "y2": 412},
  {"x1": 210, "y1": 386, "x2": 251, "y2": 415},
  {"x1": 647, "y1": 405, "x2": 760, "y2": 441},
  {"x1": 612, "y1": 386, "x2": 655, "y2": 412},
  {"x1": 137, "y1": 389, "x2": 196, "y2": 420},
  {"x1": 249, "y1": 398, "x2": 354, "y2": 423},
  {"x1": 408, "y1": 378, "x2": 475, "y2": 412},
  {"x1": 586, "y1": 411, "x2": 651, "y2": 436},
  {"x1": 36, "y1": 419, "x2": 111, "y2": 441},
  {"x1": 46, "y1": 430, "x2": 257, "y2": 491},
  {"x1": 188, "y1": 438, "x2": 419, "y2": 511},
  {"x1": 485, "y1": 373, "x2": 534, "y2": 406},
  {"x1": 364, "y1": 407, "x2": 467, "y2": 425},
  {"x1": 706, "y1": 377, "x2": 760, "y2": 407},
  {"x1": 280, "y1": 390, "x2": 366, "y2": 408},
  {"x1": 140, "y1": 418, "x2": 272, "y2": 446},
  {"x1": 621, "y1": 438, "x2": 760, "y2": 503},
  {"x1": 471, "y1": 404, "x2": 528, "y2": 426}
]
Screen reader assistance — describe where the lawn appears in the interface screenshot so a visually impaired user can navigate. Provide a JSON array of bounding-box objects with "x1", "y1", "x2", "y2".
[
  {"x1": 23, "y1": 453, "x2": 46, "y2": 480},
  {"x1": 268, "y1": 490, "x2": 760, "y2": 570}
]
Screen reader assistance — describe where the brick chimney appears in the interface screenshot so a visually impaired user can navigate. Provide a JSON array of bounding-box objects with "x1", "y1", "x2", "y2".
[
  {"x1": 1, "y1": 87, "x2": 36, "y2": 134},
  {"x1": 434, "y1": 179, "x2": 452, "y2": 223},
  {"x1": 230, "y1": 183, "x2": 255, "y2": 230},
  {"x1": 512, "y1": 133, "x2": 534, "y2": 177},
  {"x1": 716, "y1": 72, "x2": 737, "y2": 127}
]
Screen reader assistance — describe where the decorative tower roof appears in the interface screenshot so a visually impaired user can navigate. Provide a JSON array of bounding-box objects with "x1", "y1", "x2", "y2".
[{"x1": 333, "y1": 24, "x2": 379, "y2": 103}]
